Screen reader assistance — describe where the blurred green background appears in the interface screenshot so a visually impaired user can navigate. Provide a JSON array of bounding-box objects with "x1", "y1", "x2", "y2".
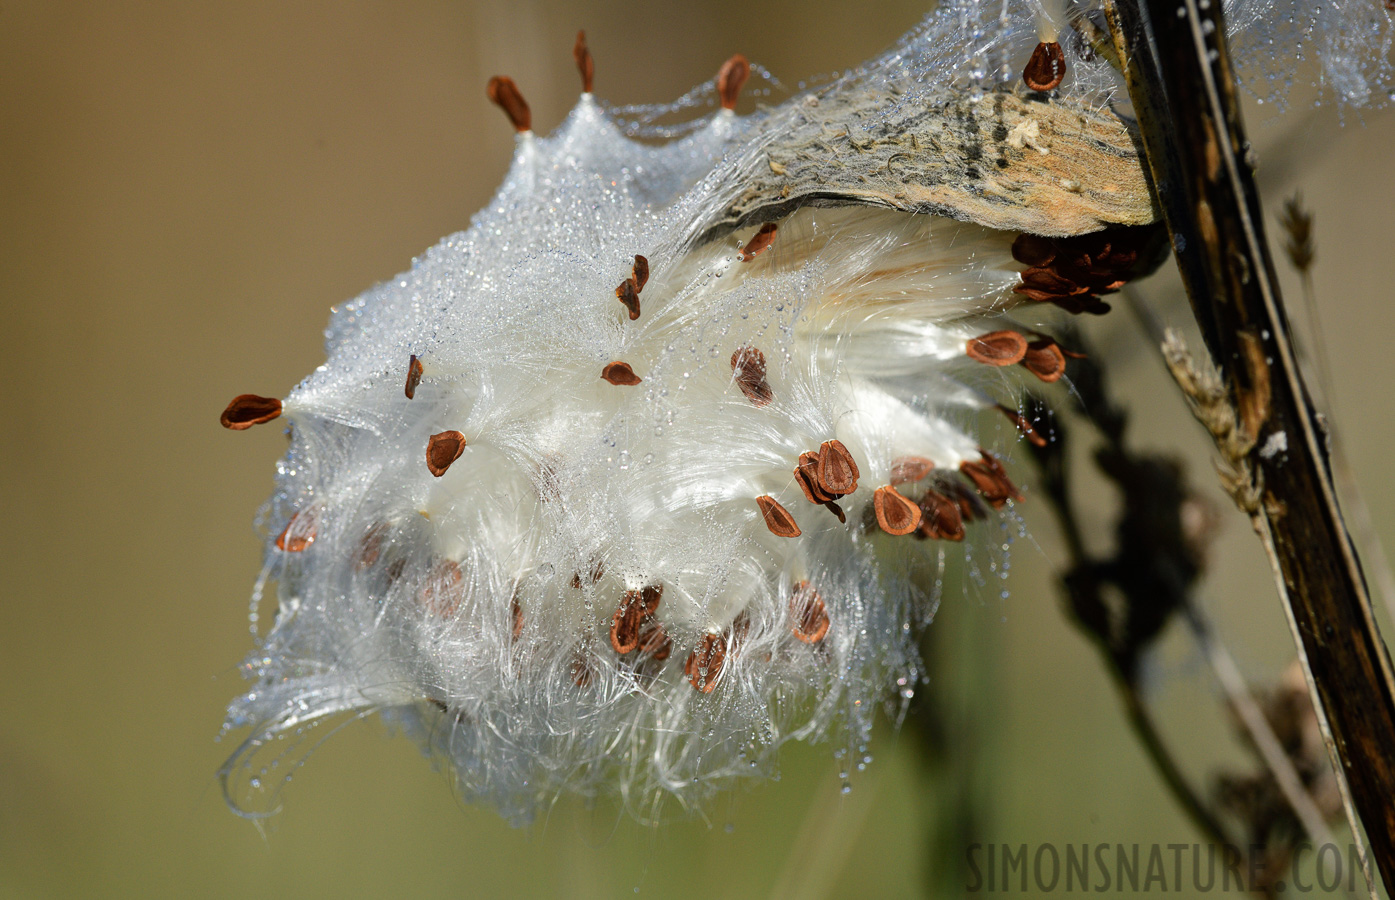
[{"x1": 2, "y1": 2, "x2": 1393, "y2": 897}]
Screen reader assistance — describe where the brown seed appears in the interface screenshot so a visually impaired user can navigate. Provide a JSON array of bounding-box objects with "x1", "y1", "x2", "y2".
[
  {"x1": 823, "y1": 500, "x2": 847, "y2": 524},
  {"x1": 1021, "y1": 338, "x2": 1068, "y2": 383},
  {"x1": 486, "y1": 75, "x2": 531, "y2": 132},
  {"x1": 890, "y1": 456, "x2": 935, "y2": 486},
  {"x1": 573, "y1": 30, "x2": 594, "y2": 94},
  {"x1": 794, "y1": 452, "x2": 835, "y2": 504},
  {"x1": 631, "y1": 255, "x2": 650, "y2": 293},
  {"x1": 998, "y1": 405, "x2": 1048, "y2": 448},
  {"x1": 610, "y1": 599, "x2": 644, "y2": 654},
  {"x1": 405, "y1": 354, "x2": 424, "y2": 399},
  {"x1": 355, "y1": 522, "x2": 389, "y2": 570},
  {"x1": 1011, "y1": 233, "x2": 1057, "y2": 267},
  {"x1": 615, "y1": 277, "x2": 641, "y2": 320},
  {"x1": 873, "y1": 485, "x2": 922, "y2": 535},
  {"x1": 275, "y1": 507, "x2": 318, "y2": 552},
  {"x1": 942, "y1": 479, "x2": 985, "y2": 523},
  {"x1": 960, "y1": 451, "x2": 1023, "y2": 508},
  {"x1": 572, "y1": 650, "x2": 595, "y2": 687},
  {"x1": 1023, "y1": 41, "x2": 1067, "y2": 92},
  {"x1": 426, "y1": 430, "x2": 468, "y2": 477},
  {"x1": 756, "y1": 495, "x2": 801, "y2": 537},
  {"x1": 917, "y1": 489, "x2": 966, "y2": 541},
  {"x1": 685, "y1": 632, "x2": 727, "y2": 692},
  {"x1": 731, "y1": 345, "x2": 774, "y2": 406},
  {"x1": 570, "y1": 559, "x2": 605, "y2": 589},
  {"x1": 601, "y1": 361, "x2": 642, "y2": 386},
  {"x1": 737, "y1": 222, "x2": 777, "y2": 261},
  {"x1": 716, "y1": 53, "x2": 750, "y2": 111},
  {"x1": 220, "y1": 394, "x2": 282, "y2": 430},
  {"x1": 421, "y1": 559, "x2": 464, "y2": 617},
  {"x1": 790, "y1": 581, "x2": 830, "y2": 644},
  {"x1": 636, "y1": 583, "x2": 663, "y2": 614},
  {"x1": 965, "y1": 330, "x2": 1029, "y2": 366},
  {"x1": 816, "y1": 440, "x2": 860, "y2": 496},
  {"x1": 510, "y1": 594, "x2": 524, "y2": 639},
  {"x1": 637, "y1": 619, "x2": 671, "y2": 660}
]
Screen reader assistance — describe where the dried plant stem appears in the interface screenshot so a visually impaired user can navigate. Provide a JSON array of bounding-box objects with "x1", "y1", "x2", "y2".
[{"x1": 1107, "y1": 0, "x2": 1395, "y2": 892}]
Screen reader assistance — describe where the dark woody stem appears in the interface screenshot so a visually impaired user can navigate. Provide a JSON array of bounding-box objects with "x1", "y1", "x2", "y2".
[{"x1": 1107, "y1": 0, "x2": 1395, "y2": 891}]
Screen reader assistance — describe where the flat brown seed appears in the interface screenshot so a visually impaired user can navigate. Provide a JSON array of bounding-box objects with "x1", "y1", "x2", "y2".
[
  {"x1": 794, "y1": 452, "x2": 835, "y2": 504},
  {"x1": 637, "y1": 583, "x2": 663, "y2": 614},
  {"x1": 426, "y1": 430, "x2": 468, "y2": 477},
  {"x1": 1023, "y1": 41, "x2": 1067, "y2": 92},
  {"x1": 405, "y1": 354, "x2": 424, "y2": 399},
  {"x1": 486, "y1": 75, "x2": 531, "y2": 132},
  {"x1": 890, "y1": 456, "x2": 935, "y2": 486},
  {"x1": 960, "y1": 451, "x2": 1024, "y2": 508},
  {"x1": 275, "y1": 507, "x2": 318, "y2": 552},
  {"x1": 610, "y1": 598, "x2": 645, "y2": 654},
  {"x1": 917, "y1": 489, "x2": 966, "y2": 541},
  {"x1": 220, "y1": 394, "x2": 282, "y2": 430},
  {"x1": 1021, "y1": 338, "x2": 1067, "y2": 383},
  {"x1": 816, "y1": 440, "x2": 860, "y2": 496},
  {"x1": 686, "y1": 633, "x2": 727, "y2": 692},
  {"x1": 572, "y1": 651, "x2": 595, "y2": 687},
  {"x1": 510, "y1": 595, "x2": 524, "y2": 639},
  {"x1": 823, "y1": 500, "x2": 847, "y2": 524},
  {"x1": 601, "y1": 361, "x2": 642, "y2": 385},
  {"x1": 999, "y1": 405, "x2": 1048, "y2": 448},
  {"x1": 421, "y1": 559, "x2": 464, "y2": 617},
  {"x1": 573, "y1": 30, "x2": 594, "y2": 94},
  {"x1": 966, "y1": 330, "x2": 1029, "y2": 366},
  {"x1": 731, "y1": 345, "x2": 774, "y2": 406},
  {"x1": 637, "y1": 620, "x2": 671, "y2": 660},
  {"x1": 874, "y1": 485, "x2": 922, "y2": 535},
  {"x1": 790, "y1": 581, "x2": 831, "y2": 644},
  {"x1": 756, "y1": 495, "x2": 801, "y2": 537},
  {"x1": 632, "y1": 255, "x2": 650, "y2": 293},
  {"x1": 737, "y1": 222, "x2": 777, "y2": 261},
  {"x1": 716, "y1": 53, "x2": 750, "y2": 111},
  {"x1": 355, "y1": 522, "x2": 389, "y2": 570},
  {"x1": 615, "y1": 278, "x2": 641, "y2": 320}
]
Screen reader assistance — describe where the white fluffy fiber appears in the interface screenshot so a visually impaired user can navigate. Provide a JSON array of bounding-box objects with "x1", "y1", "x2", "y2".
[{"x1": 220, "y1": 0, "x2": 1392, "y2": 824}]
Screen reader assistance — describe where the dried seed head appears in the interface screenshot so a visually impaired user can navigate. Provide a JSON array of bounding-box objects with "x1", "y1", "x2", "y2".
[
  {"x1": 916, "y1": 489, "x2": 966, "y2": 541},
  {"x1": 965, "y1": 330, "x2": 1029, "y2": 366},
  {"x1": 716, "y1": 53, "x2": 750, "y2": 110},
  {"x1": 426, "y1": 430, "x2": 468, "y2": 476},
  {"x1": 756, "y1": 495, "x2": 801, "y2": 537},
  {"x1": 816, "y1": 440, "x2": 860, "y2": 496},
  {"x1": 486, "y1": 76, "x2": 531, "y2": 132},
  {"x1": 790, "y1": 581, "x2": 830, "y2": 644},
  {"x1": 615, "y1": 277, "x2": 641, "y2": 320},
  {"x1": 220, "y1": 394, "x2": 282, "y2": 430},
  {"x1": 685, "y1": 632, "x2": 727, "y2": 692},
  {"x1": 737, "y1": 222, "x2": 777, "y2": 261},
  {"x1": 731, "y1": 345, "x2": 774, "y2": 406},
  {"x1": 1021, "y1": 338, "x2": 1068, "y2": 382},
  {"x1": 960, "y1": 451, "x2": 1023, "y2": 507},
  {"x1": 1023, "y1": 41, "x2": 1067, "y2": 91},
  {"x1": 873, "y1": 485, "x2": 922, "y2": 535},
  {"x1": 573, "y1": 30, "x2": 595, "y2": 94},
  {"x1": 890, "y1": 456, "x2": 935, "y2": 486},
  {"x1": 601, "y1": 361, "x2": 642, "y2": 385},
  {"x1": 405, "y1": 354, "x2": 424, "y2": 399}
]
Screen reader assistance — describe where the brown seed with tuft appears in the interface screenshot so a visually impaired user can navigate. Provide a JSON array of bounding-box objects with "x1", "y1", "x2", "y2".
[
  {"x1": 873, "y1": 485, "x2": 922, "y2": 535},
  {"x1": 731, "y1": 345, "x2": 774, "y2": 406},
  {"x1": 421, "y1": 559, "x2": 464, "y2": 617},
  {"x1": 737, "y1": 222, "x2": 777, "y2": 261},
  {"x1": 355, "y1": 522, "x2": 389, "y2": 570},
  {"x1": 756, "y1": 495, "x2": 801, "y2": 537},
  {"x1": 631, "y1": 255, "x2": 650, "y2": 293},
  {"x1": 615, "y1": 277, "x2": 641, "y2": 320},
  {"x1": 794, "y1": 452, "x2": 835, "y2": 504},
  {"x1": 1023, "y1": 41, "x2": 1067, "y2": 92},
  {"x1": 220, "y1": 394, "x2": 282, "y2": 430},
  {"x1": 510, "y1": 594, "x2": 524, "y2": 639},
  {"x1": 965, "y1": 330, "x2": 1029, "y2": 366},
  {"x1": 960, "y1": 451, "x2": 1023, "y2": 508},
  {"x1": 573, "y1": 30, "x2": 594, "y2": 94},
  {"x1": 998, "y1": 405, "x2": 1048, "y2": 448},
  {"x1": 917, "y1": 489, "x2": 966, "y2": 541},
  {"x1": 601, "y1": 361, "x2": 642, "y2": 385},
  {"x1": 276, "y1": 507, "x2": 318, "y2": 552},
  {"x1": 572, "y1": 650, "x2": 596, "y2": 687},
  {"x1": 405, "y1": 354, "x2": 424, "y2": 399},
  {"x1": 1021, "y1": 338, "x2": 1068, "y2": 383},
  {"x1": 890, "y1": 456, "x2": 935, "y2": 486},
  {"x1": 570, "y1": 558, "x2": 605, "y2": 589},
  {"x1": 685, "y1": 632, "x2": 727, "y2": 692},
  {"x1": 426, "y1": 430, "x2": 468, "y2": 477},
  {"x1": 716, "y1": 53, "x2": 750, "y2": 111},
  {"x1": 611, "y1": 584, "x2": 663, "y2": 653},
  {"x1": 790, "y1": 581, "x2": 830, "y2": 644},
  {"x1": 486, "y1": 76, "x2": 531, "y2": 132},
  {"x1": 816, "y1": 440, "x2": 860, "y2": 496},
  {"x1": 637, "y1": 620, "x2": 672, "y2": 660}
]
